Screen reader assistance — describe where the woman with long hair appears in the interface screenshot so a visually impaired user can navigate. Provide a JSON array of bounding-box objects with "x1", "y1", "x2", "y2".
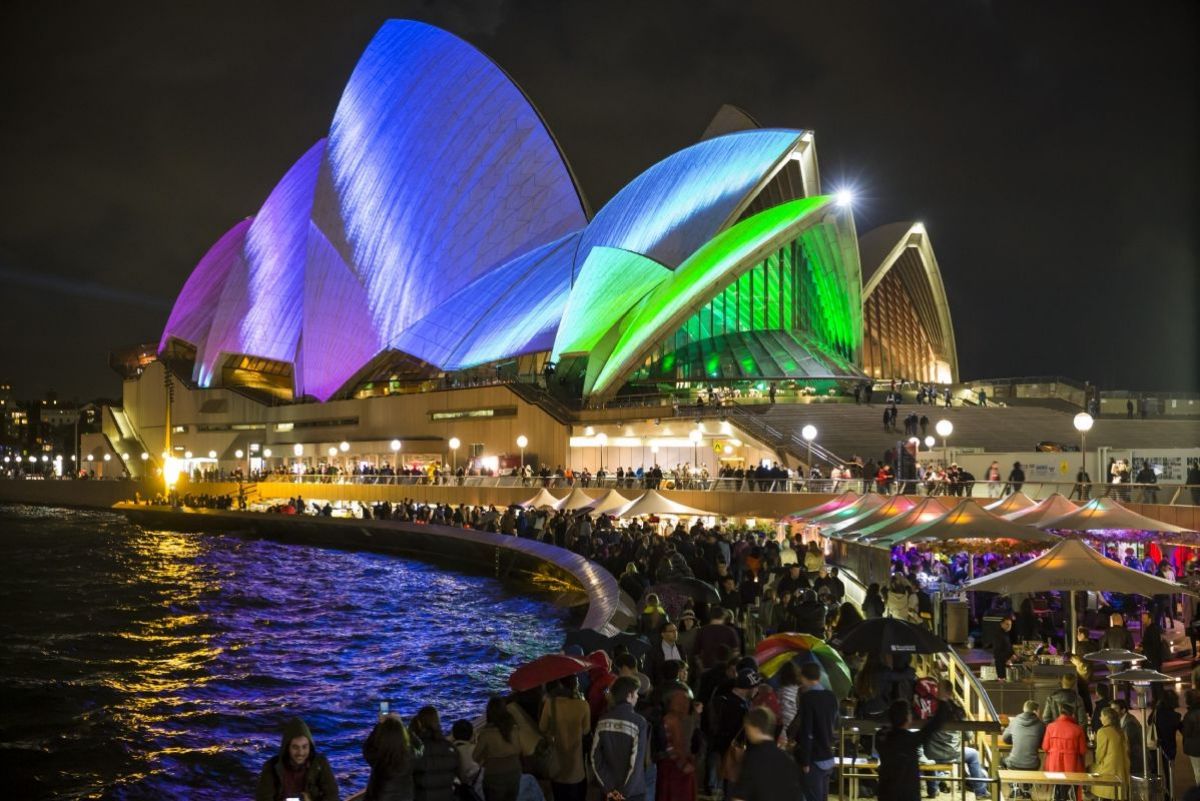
[
  {"x1": 411, "y1": 706, "x2": 461, "y2": 801},
  {"x1": 363, "y1": 714, "x2": 414, "y2": 801},
  {"x1": 832, "y1": 601, "x2": 864, "y2": 641},
  {"x1": 1091, "y1": 707, "x2": 1130, "y2": 800},
  {"x1": 473, "y1": 696, "x2": 522, "y2": 801},
  {"x1": 776, "y1": 661, "x2": 802, "y2": 735},
  {"x1": 862, "y1": 583, "x2": 885, "y2": 619}
]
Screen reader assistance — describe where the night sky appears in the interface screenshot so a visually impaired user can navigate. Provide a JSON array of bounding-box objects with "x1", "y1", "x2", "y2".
[{"x1": 1, "y1": 1, "x2": 1195, "y2": 401}]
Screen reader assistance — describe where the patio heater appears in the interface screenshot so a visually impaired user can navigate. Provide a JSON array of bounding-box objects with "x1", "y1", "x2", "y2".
[{"x1": 1107, "y1": 667, "x2": 1173, "y2": 801}]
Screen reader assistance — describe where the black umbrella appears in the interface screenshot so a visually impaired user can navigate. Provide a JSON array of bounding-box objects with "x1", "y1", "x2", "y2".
[
  {"x1": 562, "y1": 629, "x2": 652, "y2": 659},
  {"x1": 831, "y1": 618, "x2": 951, "y2": 655},
  {"x1": 652, "y1": 577, "x2": 722, "y2": 605}
]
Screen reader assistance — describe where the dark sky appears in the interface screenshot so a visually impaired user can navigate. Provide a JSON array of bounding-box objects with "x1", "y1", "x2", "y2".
[{"x1": 1, "y1": 0, "x2": 1196, "y2": 401}]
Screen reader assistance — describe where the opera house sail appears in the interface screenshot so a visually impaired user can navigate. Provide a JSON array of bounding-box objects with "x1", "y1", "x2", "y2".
[{"x1": 159, "y1": 19, "x2": 958, "y2": 406}]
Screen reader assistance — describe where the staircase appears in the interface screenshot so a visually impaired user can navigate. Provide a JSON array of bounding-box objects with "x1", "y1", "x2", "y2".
[{"x1": 503, "y1": 381, "x2": 578, "y2": 425}]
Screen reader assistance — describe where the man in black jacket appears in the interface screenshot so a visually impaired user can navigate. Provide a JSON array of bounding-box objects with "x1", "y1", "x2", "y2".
[
  {"x1": 590, "y1": 677, "x2": 650, "y2": 801},
  {"x1": 877, "y1": 700, "x2": 949, "y2": 801},
  {"x1": 730, "y1": 707, "x2": 802, "y2": 801},
  {"x1": 993, "y1": 616, "x2": 1015, "y2": 680},
  {"x1": 789, "y1": 663, "x2": 838, "y2": 801}
]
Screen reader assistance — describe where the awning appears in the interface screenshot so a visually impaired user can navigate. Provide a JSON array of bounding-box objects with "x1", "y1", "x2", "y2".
[
  {"x1": 614, "y1": 490, "x2": 712, "y2": 518},
  {"x1": 1004, "y1": 493, "x2": 1079, "y2": 526},
  {"x1": 984, "y1": 491, "x2": 1036, "y2": 514},
  {"x1": 1037, "y1": 497, "x2": 1197, "y2": 535}
]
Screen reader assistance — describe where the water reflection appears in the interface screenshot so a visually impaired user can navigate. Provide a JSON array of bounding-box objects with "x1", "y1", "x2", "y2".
[{"x1": 0, "y1": 505, "x2": 568, "y2": 799}]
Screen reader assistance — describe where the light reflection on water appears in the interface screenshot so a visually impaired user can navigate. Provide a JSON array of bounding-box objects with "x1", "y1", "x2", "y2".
[{"x1": 0, "y1": 505, "x2": 569, "y2": 799}]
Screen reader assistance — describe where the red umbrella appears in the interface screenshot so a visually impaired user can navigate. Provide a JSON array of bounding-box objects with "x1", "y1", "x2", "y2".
[{"x1": 507, "y1": 654, "x2": 591, "y2": 692}]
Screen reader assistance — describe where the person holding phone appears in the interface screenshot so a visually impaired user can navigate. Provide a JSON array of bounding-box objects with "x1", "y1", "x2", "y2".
[{"x1": 255, "y1": 716, "x2": 340, "y2": 801}]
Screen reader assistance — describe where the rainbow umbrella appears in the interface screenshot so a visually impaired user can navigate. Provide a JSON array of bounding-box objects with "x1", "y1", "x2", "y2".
[{"x1": 754, "y1": 632, "x2": 851, "y2": 699}]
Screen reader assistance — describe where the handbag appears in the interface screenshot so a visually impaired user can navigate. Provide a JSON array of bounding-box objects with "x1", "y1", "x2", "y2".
[
  {"x1": 719, "y1": 730, "x2": 746, "y2": 782},
  {"x1": 523, "y1": 697, "x2": 562, "y2": 779}
]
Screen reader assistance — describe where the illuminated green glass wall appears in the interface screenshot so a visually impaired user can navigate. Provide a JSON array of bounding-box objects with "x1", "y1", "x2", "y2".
[{"x1": 633, "y1": 223, "x2": 860, "y2": 383}]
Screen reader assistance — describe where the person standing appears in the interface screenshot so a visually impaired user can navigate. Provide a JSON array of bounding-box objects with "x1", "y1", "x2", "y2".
[
  {"x1": 1181, "y1": 689, "x2": 1200, "y2": 787},
  {"x1": 1150, "y1": 688, "x2": 1181, "y2": 797},
  {"x1": 1006, "y1": 462, "x2": 1026, "y2": 495},
  {"x1": 1042, "y1": 702, "x2": 1087, "y2": 801},
  {"x1": 656, "y1": 688, "x2": 697, "y2": 801},
  {"x1": 876, "y1": 699, "x2": 948, "y2": 801},
  {"x1": 1091, "y1": 707, "x2": 1131, "y2": 801},
  {"x1": 1042, "y1": 673, "x2": 1087, "y2": 729},
  {"x1": 728, "y1": 708, "x2": 802, "y2": 801},
  {"x1": 540, "y1": 676, "x2": 592, "y2": 801},
  {"x1": 1113, "y1": 700, "x2": 1145, "y2": 777},
  {"x1": 411, "y1": 707, "x2": 462, "y2": 801},
  {"x1": 1138, "y1": 611, "x2": 1166, "y2": 672},
  {"x1": 993, "y1": 616, "x2": 1016, "y2": 681},
  {"x1": 590, "y1": 677, "x2": 650, "y2": 801},
  {"x1": 256, "y1": 717, "x2": 340, "y2": 801},
  {"x1": 986, "y1": 461, "x2": 1003, "y2": 498},
  {"x1": 789, "y1": 662, "x2": 837, "y2": 801},
  {"x1": 474, "y1": 697, "x2": 524, "y2": 801}
]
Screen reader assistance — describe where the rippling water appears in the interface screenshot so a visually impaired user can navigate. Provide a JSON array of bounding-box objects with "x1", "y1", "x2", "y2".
[{"x1": 0, "y1": 505, "x2": 570, "y2": 799}]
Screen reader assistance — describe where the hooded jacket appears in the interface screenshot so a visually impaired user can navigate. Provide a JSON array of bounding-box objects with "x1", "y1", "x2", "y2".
[
  {"x1": 1002, "y1": 711, "x2": 1045, "y2": 770},
  {"x1": 256, "y1": 717, "x2": 340, "y2": 801}
]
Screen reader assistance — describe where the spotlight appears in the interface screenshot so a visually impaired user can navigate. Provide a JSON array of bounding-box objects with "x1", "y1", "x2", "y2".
[{"x1": 834, "y1": 188, "x2": 854, "y2": 207}]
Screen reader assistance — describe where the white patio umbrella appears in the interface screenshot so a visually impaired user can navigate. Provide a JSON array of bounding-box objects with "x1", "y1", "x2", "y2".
[{"x1": 962, "y1": 537, "x2": 1194, "y2": 648}]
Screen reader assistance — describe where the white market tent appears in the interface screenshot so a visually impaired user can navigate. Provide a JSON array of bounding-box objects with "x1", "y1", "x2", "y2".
[
  {"x1": 518, "y1": 488, "x2": 562, "y2": 509},
  {"x1": 588, "y1": 489, "x2": 631, "y2": 515},
  {"x1": 557, "y1": 487, "x2": 598, "y2": 511},
  {"x1": 1003, "y1": 493, "x2": 1079, "y2": 526},
  {"x1": 614, "y1": 490, "x2": 712, "y2": 518},
  {"x1": 1035, "y1": 497, "x2": 1197, "y2": 536},
  {"x1": 984, "y1": 491, "x2": 1036, "y2": 514}
]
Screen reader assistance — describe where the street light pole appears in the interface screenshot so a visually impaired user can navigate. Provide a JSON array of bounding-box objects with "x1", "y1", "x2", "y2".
[
  {"x1": 516, "y1": 435, "x2": 528, "y2": 474},
  {"x1": 801, "y1": 425, "x2": 817, "y2": 491},
  {"x1": 448, "y1": 437, "x2": 460, "y2": 473},
  {"x1": 935, "y1": 419, "x2": 953, "y2": 468}
]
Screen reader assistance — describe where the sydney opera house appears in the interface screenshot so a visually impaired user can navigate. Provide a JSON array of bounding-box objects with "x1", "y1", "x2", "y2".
[{"x1": 101, "y1": 20, "x2": 959, "y2": 477}]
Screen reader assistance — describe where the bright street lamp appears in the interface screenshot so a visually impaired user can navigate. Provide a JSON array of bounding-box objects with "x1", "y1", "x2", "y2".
[
  {"x1": 1073, "y1": 412, "x2": 1093, "y2": 475},
  {"x1": 689, "y1": 428, "x2": 702, "y2": 471},
  {"x1": 141, "y1": 452, "x2": 149, "y2": 461},
  {"x1": 516, "y1": 435, "x2": 528, "y2": 471},
  {"x1": 924, "y1": 435, "x2": 936, "y2": 449},
  {"x1": 235, "y1": 449, "x2": 244, "y2": 459},
  {"x1": 935, "y1": 419, "x2": 953, "y2": 466},
  {"x1": 293, "y1": 443, "x2": 304, "y2": 457},
  {"x1": 448, "y1": 437, "x2": 460, "y2": 471},
  {"x1": 801, "y1": 424, "x2": 817, "y2": 486},
  {"x1": 389, "y1": 438, "x2": 401, "y2": 470},
  {"x1": 327, "y1": 447, "x2": 338, "y2": 458},
  {"x1": 103, "y1": 454, "x2": 111, "y2": 462},
  {"x1": 339, "y1": 441, "x2": 350, "y2": 453},
  {"x1": 184, "y1": 451, "x2": 193, "y2": 460},
  {"x1": 263, "y1": 448, "x2": 272, "y2": 458}
]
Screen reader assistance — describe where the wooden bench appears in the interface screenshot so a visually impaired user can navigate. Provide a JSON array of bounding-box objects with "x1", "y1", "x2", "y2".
[
  {"x1": 836, "y1": 757, "x2": 958, "y2": 799},
  {"x1": 998, "y1": 769, "x2": 1124, "y2": 800}
]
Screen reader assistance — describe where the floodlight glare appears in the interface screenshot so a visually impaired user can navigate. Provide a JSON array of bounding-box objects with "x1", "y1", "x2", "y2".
[
  {"x1": 924, "y1": 436, "x2": 936, "y2": 448},
  {"x1": 390, "y1": 439, "x2": 402, "y2": 452},
  {"x1": 935, "y1": 419, "x2": 953, "y2": 438},
  {"x1": 801, "y1": 424, "x2": 818, "y2": 442},
  {"x1": 293, "y1": 443, "x2": 304, "y2": 457},
  {"x1": 834, "y1": 188, "x2": 854, "y2": 207},
  {"x1": 1073, "y1": 412, "x2": 1094, "y2": 433}
]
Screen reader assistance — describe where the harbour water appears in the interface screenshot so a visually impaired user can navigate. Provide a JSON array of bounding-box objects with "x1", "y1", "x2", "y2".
[{"x1": 0, "y1": 505, "x2": 570, "y2": 799}]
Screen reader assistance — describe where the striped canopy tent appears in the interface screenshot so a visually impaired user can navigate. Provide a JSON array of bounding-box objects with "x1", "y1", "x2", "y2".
[
  {"x1": 557, "y1": 487, "x2": 598, "y2": 511},
  {"x1": 1004, "y1": 493, "x2": 1079, "y2": 526},
  {"x1": 588, "y1": 489, "x2": 632, "y2": 515},
  {"x1": 984, "y1": 491, "x2": 1036, "y2": 514},
  {"x1": 823, "y1": 494, "x2": 917, "y2": 535},
  {"x1": 786, "y1": 491, "x2": 860, "y2": 521},
  {"x1": 889, "y1": 499, "x2": 1061, "y2": 550},
  {"x1": 805, "y1": 492, "x2": 888, "y2": 526},
  {"x1": 1036, "y1": 497, "x2": 1197, "y2": 538},
  {"x1": 519, "y1": 488, "x2": 562, "y2": 509},
  {"x1": 614, "y1": 490, "x2": 712, "y2": 518},
  {"x1": 847, "y1": 497, "x2": 952, "y2": 544}
]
